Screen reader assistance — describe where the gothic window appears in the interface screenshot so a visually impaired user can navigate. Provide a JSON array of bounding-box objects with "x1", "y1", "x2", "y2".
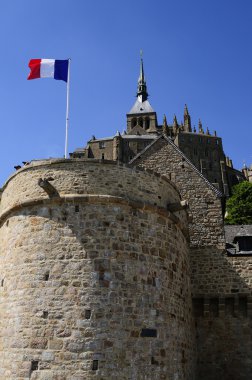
[
  {"x1": 131, "y1": 118, "x2": 137, "y2": 128},
  {"x1": 138, "y1": 117, "x2": 143, "y2": 127},
  {"x1": 145, "y1": 117, "x2": 150, "y2": 129}
]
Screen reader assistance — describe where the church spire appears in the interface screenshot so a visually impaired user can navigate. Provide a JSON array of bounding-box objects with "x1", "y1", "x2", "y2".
[{"x1": 137, "y1": 51, "x2": 148, "y2": 102}]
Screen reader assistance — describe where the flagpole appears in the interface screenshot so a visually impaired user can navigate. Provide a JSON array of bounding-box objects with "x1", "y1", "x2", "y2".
[{"x1": 64, "y1": 59, "x2": 71, "y2": 159}]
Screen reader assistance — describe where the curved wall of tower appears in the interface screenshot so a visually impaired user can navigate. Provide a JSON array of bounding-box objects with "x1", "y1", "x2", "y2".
[{"x1": 0, "y1": 159, "x2": 194, "y2": 380}]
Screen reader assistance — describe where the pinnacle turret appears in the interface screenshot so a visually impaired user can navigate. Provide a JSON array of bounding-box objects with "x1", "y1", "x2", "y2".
[
  {"x1": 163, "y1": 114, "x2": 169, "y2": 135},
  {"x1": 173, "y1": 114, "x2": 179, "y2": 134},
  {"x1": 184, "y1": 104, "x2": 191, "y2": 132}
]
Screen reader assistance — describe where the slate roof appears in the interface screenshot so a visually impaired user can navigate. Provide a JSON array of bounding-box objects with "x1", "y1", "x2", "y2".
[
  {"x1": 128, "y1": 99, "x2": 155, "y2": 114},
  {"x1": 225, "y1": 225, "x2": 252, "y2": 243}
]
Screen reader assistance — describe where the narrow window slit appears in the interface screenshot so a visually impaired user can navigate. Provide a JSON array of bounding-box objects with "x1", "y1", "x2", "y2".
[
  {"x1": 30, "y1": 360, "x2": 39, "y2": 374},
  {"x1": 44, "y1": 272, "x2": 50, "y2": 281},
  {"x1": 75, "y1": 205, "x2": 79, "y2": 212},
  {"x1": 85, "y1": 309, "x2": 91, "y2": 319},
  {"x1": 140, "y1": 328, "x2": 157, "y2": 337},
  {"x1": 42, "y1": 311, "x2": 48, "y2": 319},
  {"x1": 92, "y1": 360, "x2": 99, "y2": 370}
]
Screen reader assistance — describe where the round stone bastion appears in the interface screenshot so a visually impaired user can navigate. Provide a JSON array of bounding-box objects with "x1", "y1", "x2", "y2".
[{"x1": 0, "y1": 159, "x2": 194, "y2": 380}]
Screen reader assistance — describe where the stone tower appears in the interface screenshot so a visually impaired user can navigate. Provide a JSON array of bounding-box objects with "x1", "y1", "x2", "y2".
[
  {"x1": 126, "y1": 56, "x2": 158, "y2": 134},
  {"x1": 0, "y1": 159, "x2": 194, "y2": 379}
]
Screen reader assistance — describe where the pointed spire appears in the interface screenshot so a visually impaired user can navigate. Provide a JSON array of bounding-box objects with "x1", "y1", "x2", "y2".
[
  {"x1": 198, "y1": 119, "x2": 204, "y2": 134},
  {"x1": 163, "y1": 114, "x2": 169, "y2": 135},
  {"x1": 173, "y1": 114, "x2": 179, "y2": 135},
  {"x1": 137, "y1": 50, "x2": 148, "y2": 102},
  {"x1": 206, "y1": 127, "x2": 210, "y2": 135},
  {"x1": 184, "y1": 104, "x2": 191, "y2": 132}
]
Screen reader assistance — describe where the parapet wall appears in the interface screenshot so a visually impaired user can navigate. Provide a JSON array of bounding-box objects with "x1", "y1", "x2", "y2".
[
  {"x1": 0, "y1": 160, "x2": 194, "y2": 380},
  {"x1": 0, "y1": 159, "x2": 181, "y2": 216}
]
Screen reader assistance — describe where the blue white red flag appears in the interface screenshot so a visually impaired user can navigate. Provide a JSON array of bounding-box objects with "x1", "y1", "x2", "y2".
[{"x1": 28, "y1": 59, "x2": 69, "y2": 82}]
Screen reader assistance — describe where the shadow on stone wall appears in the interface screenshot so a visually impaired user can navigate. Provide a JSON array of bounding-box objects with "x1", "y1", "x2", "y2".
[{"x1": 190, "y1": 247, "x2": 252, "y2": 380}]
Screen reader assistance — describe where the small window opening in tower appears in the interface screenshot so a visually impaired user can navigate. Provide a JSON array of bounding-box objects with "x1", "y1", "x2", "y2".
[
  {"x1": 1, "y1": 279, "x2": 4, "y2": 287},
  {"x1": 85, "y1": 309, "x2": 91, "y2": 319},
  {"x1": 42, "y1": 311, "x2": 48, "y2": 319},
  {"x1": 145, "y1": 117, "x2": 150, "y2": 129},
  {"x1": 30, "y1": 360, "x2": 39, "y2": 374},
  {"x1": 75, "y1": 205, "x2": 79, "y2": 212},
  {"x1": 44, "y1": 271, "x2": 50, "y2": 281},
  {"x1": 92, "y1": 360, "x2": 99, "y2": 370},
  {"x1": 138, "y1": 117, "x2": 143, "y2": 127},
  {"x1": 101, "y1": 153, "x2": 105, "y2": 160}
]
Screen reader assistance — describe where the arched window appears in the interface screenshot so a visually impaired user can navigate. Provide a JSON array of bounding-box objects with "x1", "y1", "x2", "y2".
[
  {"x1": 131, "y1": 118, "x2": 137, "y2": 129},
  {"x1": 145, "y1": 117, "x2": 150, "y2": 130},
  {"x1": 138, "y1": 117, "x2": 143, "y2": 127}
]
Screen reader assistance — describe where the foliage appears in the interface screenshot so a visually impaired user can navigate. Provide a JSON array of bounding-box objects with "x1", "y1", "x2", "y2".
[{"x1": 225, "y1": 181, "x2": 252, "y2": 225}]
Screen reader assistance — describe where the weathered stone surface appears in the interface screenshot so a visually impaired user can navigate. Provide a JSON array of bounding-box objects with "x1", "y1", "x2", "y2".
[{"x1": 0, "y1": 160, "x2": 194, "y2": 380}]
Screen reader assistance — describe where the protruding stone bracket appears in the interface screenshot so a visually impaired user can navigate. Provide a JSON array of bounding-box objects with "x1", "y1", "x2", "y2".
[
  {"x1": 38, "y1": 178, "x2": 59, "y2": 198},
  {"x1": 167, "y1": 200, "x2": 188, "y2": 212}
]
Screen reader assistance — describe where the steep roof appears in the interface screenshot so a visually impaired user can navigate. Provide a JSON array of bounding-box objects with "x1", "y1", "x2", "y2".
[
  {"x1": 128, "y1": 98, "x2": 155, "y2": 114},
  {"x1": 129, "y1": 134, "x2": 223, "y2": 198}
]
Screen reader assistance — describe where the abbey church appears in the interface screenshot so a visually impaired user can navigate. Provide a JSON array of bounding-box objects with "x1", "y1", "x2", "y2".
[
  {"x1": 0, "y1": 59, "x2": 251, "y2": 380},
  {"x1": 71, "y1": 58, "x2": 245, "y2": 196}
]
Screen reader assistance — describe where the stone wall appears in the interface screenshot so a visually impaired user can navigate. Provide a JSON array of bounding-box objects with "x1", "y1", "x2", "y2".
[
  {"x1": 87, "y1": 139, "x2": 115, "y2": 160},
  {"x1": 129, "y1": 136, "x2": 225, "y2": 249},
  {"x1": 0, "y1": 159, "x2": 194, "y2": 380},
  {"x1": 190, "y1": 247, "x2": 252, "y2": 380},
  {"x1": 129, "y1": 137, "x2": 252, "y2": 379}
]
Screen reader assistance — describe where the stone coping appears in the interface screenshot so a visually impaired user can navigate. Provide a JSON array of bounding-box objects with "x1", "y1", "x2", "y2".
[{"x1": 2, "y1": 158, "x2": 181, "y2": 196}]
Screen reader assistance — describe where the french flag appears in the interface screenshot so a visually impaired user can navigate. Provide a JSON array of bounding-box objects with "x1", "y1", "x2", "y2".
[{"x1": 28, "y1": 59, "x2": 69, "y2": 82}]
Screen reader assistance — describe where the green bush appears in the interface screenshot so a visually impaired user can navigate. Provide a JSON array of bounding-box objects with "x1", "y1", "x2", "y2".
[{"x1": 225, "y1": 181, "x2": 252, "y2": 225}]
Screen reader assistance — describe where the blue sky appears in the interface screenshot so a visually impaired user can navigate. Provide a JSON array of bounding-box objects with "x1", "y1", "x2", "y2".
[{"x1": 0, "y1": 0, "x2": 251, "y2": 186}]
